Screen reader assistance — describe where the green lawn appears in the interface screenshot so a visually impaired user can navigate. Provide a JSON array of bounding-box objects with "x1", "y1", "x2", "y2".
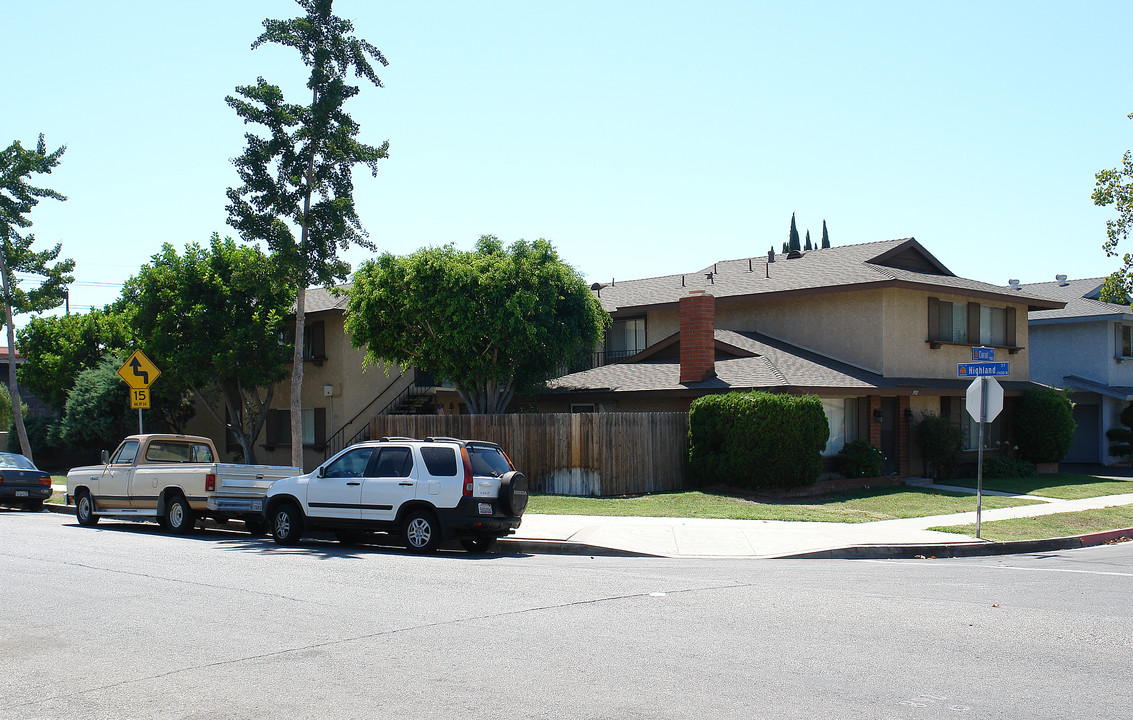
[
  {"x1": 929, "y1": 505, "x2": 1133, "y2": 541},
  {"x1": 943, "y1": 473, "x2": 1133, "y2": 500},
  {"x1": 528, "y1": 487, "x2": 1041, "y2": 524}
]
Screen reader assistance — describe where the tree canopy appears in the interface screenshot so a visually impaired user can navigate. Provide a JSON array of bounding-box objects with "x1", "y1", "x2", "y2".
[
  {"x1": 122, "y1": 235, "x2": 294, "y2": 463},
  {"x1": 0, "y1": 134, "x2": 75, "y2": 460},
  {"x1": 788, "y1": 212, "x2": 801, "y2": 252},
  {"x1": 226, "y1": 0, "x2": 388, "y2": 466},
  {"x1": 1095, "y1": 112, "x2": 1133, "y2": 302},
  {"x1": 346, "y1": 236, "x2": 610, "y2": 414}
]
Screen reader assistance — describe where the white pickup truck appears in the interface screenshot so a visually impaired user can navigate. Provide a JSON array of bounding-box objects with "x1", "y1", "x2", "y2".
[{"x1": 66, "y1": 434, "x2": 300, "y2": 534}]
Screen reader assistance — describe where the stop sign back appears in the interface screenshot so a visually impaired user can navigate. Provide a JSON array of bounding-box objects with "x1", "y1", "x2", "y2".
[{"x1": 966, "y1": 377, "x2": 1003, "y2": 422}]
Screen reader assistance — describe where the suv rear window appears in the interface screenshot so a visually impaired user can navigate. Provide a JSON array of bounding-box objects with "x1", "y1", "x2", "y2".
[
  {"x1": 420, "y1": 446, "x2": 458, "y2": 477},
  {"x1": 467, "y1": 445, "x2": 511, "y2": 477}
]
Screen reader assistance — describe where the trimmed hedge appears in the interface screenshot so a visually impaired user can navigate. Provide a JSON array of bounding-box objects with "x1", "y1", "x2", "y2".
[
  {"x1": 838, "y1": 439, "x2": 884, "y2": 478},
  {"x1": 688, "y1": 391, "x2": 830, "y2": 489}
]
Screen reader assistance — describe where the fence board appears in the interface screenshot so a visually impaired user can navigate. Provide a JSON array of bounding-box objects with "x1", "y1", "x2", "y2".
[{"x1": 362, "y1": 413, "x2": 688, "y2": 496}]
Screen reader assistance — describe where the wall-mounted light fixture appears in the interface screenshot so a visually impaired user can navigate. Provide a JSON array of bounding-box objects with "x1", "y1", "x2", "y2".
[{"x1": 872, "y1": 408, "x2": 882, "y2": 423}]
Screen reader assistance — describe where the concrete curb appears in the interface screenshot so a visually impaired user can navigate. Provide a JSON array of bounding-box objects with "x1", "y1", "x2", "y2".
[{"x1": 779, "y1": 528, "x2": 1133, "y2": 560}]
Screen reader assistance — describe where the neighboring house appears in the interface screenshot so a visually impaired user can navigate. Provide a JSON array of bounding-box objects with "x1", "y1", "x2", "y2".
[
  {"x1": 1019, "y1": 276, "x2": 1133, "y2": 465},
  {"x1": 186, "y1": 288, "x2": 431, "y2": 471},
  {"x1": 536, "y1": 238, "x2": 1063, "y2": 476}
]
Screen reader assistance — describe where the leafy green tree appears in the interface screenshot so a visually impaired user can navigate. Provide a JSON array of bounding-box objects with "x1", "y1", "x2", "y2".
[
  {"x1": 914, "y1": 412, "x2": 963, "y2": 480},
  {"x1": 346, "y1": 236, "x2": 610, "y2": 414},
  {"x1": 0, "y1": 134, "x2": 76, "y2": 461},
  {"x1": 226, "y1": 0, "x2": 388, "y2": 467},
  {"x1": 1095, "y1": 112, "x2": 1133, "y2": 302},
  {"x1": 788, "y1": 212, "x2": 801, "y2": 252},
  {"x1": 122, "y1": 235, "x2": 294, "y2": 463},
  {"x1": 821, "y1": 220, "x2": 830, "y2": 249},
  {"x1": 59, "y1": 355, "x2": 135, "y2": 449},
  {"x1": 17, "y1": 307, "x2": 133, "y2": 411}
]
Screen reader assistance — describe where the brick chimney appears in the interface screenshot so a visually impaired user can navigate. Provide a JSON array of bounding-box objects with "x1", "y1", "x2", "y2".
[{"x1": 679, "y1": 290, "x2": 716, "y2": 383}]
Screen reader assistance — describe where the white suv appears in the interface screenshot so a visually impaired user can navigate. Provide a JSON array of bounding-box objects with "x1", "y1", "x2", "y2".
[{"x1": 262, "y1": 437, "x2": 528, "y2": 553}]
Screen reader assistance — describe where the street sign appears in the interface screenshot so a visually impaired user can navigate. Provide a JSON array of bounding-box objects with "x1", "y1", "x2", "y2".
[
  {"x1": 966, "y1": 376, "x2": 1003, "y2": 423},
  {"x1": 117, "y1": 350, "x2": 161, "y2": 389},
  {"x1": 972, "y1": 346, "x2": 995, "y2": 361},
  {"x1": 130, "y1": 388, "x2": 150, "y2": 410},
  {"x1": 958, "y1": 362, "x2": 1008, "y2": 377}
]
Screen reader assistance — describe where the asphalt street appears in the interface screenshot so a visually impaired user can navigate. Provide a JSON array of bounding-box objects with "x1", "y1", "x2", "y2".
[{"x1": 3, "y1": 510, "x2": 1131, "y2": 719}]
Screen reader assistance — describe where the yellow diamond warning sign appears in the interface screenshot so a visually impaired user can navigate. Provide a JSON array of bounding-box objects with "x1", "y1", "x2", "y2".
[{"x1": 117, "y1": 350, "x2": 161, "y2": 390}]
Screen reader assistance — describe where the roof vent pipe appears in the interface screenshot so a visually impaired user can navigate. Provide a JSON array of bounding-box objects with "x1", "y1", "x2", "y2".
[
  {"x1": 1008, "y1": 279, "x2": 1021, "y2": 290},
  {"x1": 767, "y1": 247, "x2": 775, "y2": 263},
  {"x1": 1055, "y1": 274, "x2": 1068, "y2": 286}
]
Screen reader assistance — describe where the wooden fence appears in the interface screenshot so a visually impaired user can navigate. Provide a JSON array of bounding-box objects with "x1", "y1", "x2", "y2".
[{"x1": 365, "y1": 412, "x2": 689, "y2": 497}]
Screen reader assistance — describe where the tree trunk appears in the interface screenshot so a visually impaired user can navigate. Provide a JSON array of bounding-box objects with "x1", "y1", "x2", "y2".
[
  {"x1": 0, "y1": 251, "x2": 31, "y2": 461},
  {"x1": 291, "y1": 285, "x2": 306, "y2": 470}
]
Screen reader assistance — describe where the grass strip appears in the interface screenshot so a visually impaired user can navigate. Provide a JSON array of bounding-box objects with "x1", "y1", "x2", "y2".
[
  {"x1": 528, "y1": 487, "x2": 1040, "y2": 523},
  {"x1": 928, "y1": 505, "x2": 1133, "y2": 541},
  {"x1": 944, "y1": 473, "x2": 1133, "y2": 500}
]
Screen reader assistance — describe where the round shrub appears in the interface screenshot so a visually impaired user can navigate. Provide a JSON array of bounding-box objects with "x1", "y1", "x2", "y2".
[
  {"x1": 837, "y1": 440, "x2": 884, "y2": 478},
  {"x1": 1014, "y1": 388, "x2": 1075, "y2": 464},
  {"x1": 914, "y1": 412, "x2": 963, "y2": 480}
]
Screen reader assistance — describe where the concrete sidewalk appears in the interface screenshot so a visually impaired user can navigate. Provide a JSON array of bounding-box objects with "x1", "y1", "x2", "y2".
[{"x1": 497, "y1": 490, "x2": 1133, "y2": 559}]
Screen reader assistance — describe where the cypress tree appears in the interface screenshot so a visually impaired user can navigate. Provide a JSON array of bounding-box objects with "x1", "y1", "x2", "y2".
[
  {"x1": 804, "y1": 229, "x2": 812, "y2": 251},
  {"x1": 821, "y1": 220, "x2": 830, "y2": 248},
  {"x1": 782, "y1": 241, "x2": 789, "y2": 254},
  {"x1": 788, "y1": 213, "x2": 801, "y2": 252}
]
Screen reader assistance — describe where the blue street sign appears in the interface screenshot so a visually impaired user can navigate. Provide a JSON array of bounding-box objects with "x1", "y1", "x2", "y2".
[
  {"x1": 972, "y1": 346, "x2": 995, "y2": 361},
  {"x1": 958, "y1": 362, "x2": 1009, "y2": 377}
]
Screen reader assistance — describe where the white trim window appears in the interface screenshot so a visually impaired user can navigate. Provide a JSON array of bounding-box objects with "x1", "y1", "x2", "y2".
[{"x1": 1117, "y1": 324, "x2": 1133, "y2": 359}]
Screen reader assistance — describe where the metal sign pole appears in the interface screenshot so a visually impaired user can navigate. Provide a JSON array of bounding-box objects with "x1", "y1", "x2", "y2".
[
  {"x1": 138, "y1": 408, "x2": 143, "y2": 435},
  {"x1": 976, "y1": 377, "x2": 986, "y2": 539}
]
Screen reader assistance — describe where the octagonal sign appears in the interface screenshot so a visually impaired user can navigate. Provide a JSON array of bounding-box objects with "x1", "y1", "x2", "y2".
[{"x1": 966, "y1": 377, "x2": 1003, "y2": 422}]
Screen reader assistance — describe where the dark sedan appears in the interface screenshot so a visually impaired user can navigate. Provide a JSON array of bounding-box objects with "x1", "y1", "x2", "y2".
[{"x1": 0, "y1": 452, "x2": 52, "y2": 512}]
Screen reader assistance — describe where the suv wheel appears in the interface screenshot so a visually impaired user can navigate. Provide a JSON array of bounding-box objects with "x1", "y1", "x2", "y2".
[
  {"x1": 402, "y1": 509, "x2": 441, "y2": 554},
  {"x1": 270, "y1": 503, "x2": 304, "y2": 546},
  {"x1": 498, "y1": 471, "x2": 528, "y2": 516}
]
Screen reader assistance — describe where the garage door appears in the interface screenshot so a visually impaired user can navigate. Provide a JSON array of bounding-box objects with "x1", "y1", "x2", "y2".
[{"x1": 1064, "y1": 403, "x2": 1100, "y2": 463}]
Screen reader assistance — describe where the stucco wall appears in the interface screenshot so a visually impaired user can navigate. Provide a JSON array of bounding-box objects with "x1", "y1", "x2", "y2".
[{"x1": 1028, "y1": 320, "x2": 1109, "y2": 387}]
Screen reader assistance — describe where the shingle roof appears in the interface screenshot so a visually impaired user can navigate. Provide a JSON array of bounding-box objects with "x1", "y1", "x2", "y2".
[
  {"x1": 547, "y1": 330, "x2": 884, "y2": 394},
  {"x1": 303, "y1": 286, "x2": 350, "y2": 315},
  {"x1": 1019, "y1": 277, "x2": 1132, "y2": 322},
  {"x1": 591, "y1": 238, "x2": 1061, "y2": 314}
]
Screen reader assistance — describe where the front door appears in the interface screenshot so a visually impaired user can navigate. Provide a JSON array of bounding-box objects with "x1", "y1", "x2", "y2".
[
  {"x1": 306, "y1": 446, "x2": 374, "y2": 520},
  {"x1": 880, "y1": 397, "x2": 898, "y2": 475}
]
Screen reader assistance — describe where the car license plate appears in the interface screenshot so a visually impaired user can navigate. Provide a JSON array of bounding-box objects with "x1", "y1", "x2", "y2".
[
  {"x1": 478, "y1": 502, "x2": 492, "y2": 515},
  {"x1": 15, "y1": 490, "x2": 28, "y2": 497},
  {"x1": 251, "y1": 500, "x2": 263, "y2": 512}
]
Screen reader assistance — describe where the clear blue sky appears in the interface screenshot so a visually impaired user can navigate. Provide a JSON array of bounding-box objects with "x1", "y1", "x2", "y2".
[{"x1": 4, "y1": 0, "x2": 1132, "y2": 319}]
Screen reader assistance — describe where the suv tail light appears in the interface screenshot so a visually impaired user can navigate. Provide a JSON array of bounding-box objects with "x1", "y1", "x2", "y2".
[
  {"x1": 205, "y1": 473, "x2": 216, "y2": 492},
  {"x1": 460, "y1": 448, "x2": 474, "y2": 497}
]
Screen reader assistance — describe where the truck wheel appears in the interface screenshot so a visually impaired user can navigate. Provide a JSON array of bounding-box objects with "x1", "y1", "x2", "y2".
[
  {"x1": 164, "y1": 495, "x2": 197, "y2": 534},
  {"x1": 402, "y1": 509, "x2": 441, "y2": 554},
  {"x1": 270, "y1": 503, "x2": 304, "y2": 546},
  {"x1": 460, "y1": 536, "x2": 497, "y2": 553},
  {"x1": 76, "y1": 492, "x2": 99, "y2": 526}
]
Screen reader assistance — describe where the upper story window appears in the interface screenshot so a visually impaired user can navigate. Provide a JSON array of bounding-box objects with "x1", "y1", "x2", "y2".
[
  {"x1": 606, "y1": 317, "x2": 646, "y2": 361},
  {"x1": 1117, "y1": 324, "x2": 1133, "y2": 358},
  {"x1": 927, "y1": 298, "x2": 1016, "y2": 349}
]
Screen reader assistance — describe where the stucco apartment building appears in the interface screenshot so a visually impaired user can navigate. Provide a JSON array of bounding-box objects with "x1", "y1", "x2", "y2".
[{"x1": 538, "y1": 238, "x2": 1063, "y2": 475}]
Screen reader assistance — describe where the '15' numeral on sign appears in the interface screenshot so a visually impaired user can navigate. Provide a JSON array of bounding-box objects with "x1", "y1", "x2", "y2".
[{"x1": 130, "y1": 388, "x2": 150, "y2": 410}]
